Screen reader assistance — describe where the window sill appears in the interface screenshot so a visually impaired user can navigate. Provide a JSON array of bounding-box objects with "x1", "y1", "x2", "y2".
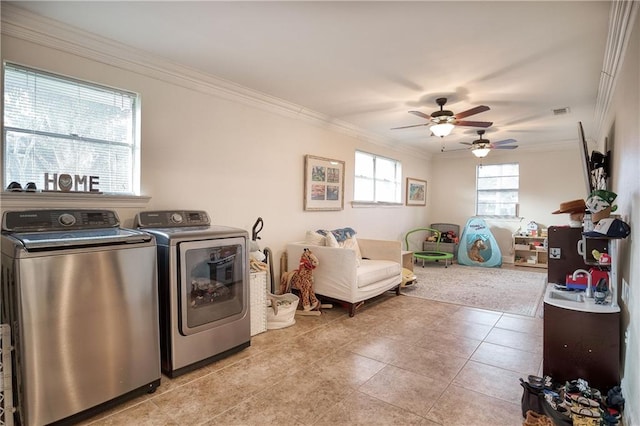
[
  {"x1": 476, "y1": 216, "x2": 523, "y2": 221},
  {"x1": 351, "y1": 201, "x2": 403, "y2": 208},
  {"x1": 0, "y1": 191, "x2": 151, "y2": 209}
]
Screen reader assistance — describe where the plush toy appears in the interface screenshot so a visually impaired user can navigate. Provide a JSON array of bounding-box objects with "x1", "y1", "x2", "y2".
[
  {"x1": 279, "y1": 248, "x2": 320, "y2": 311},
  {"x1": 468, "y1": 238, "x2": 487, "y2": 262},
  {"x1": 441, "y1": 230, "x2": 457, "y2": 243}
]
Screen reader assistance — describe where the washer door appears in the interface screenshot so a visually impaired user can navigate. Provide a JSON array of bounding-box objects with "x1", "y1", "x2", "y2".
[{"x1": 177, "y1": 237, "x2": 247, "y2": 335}]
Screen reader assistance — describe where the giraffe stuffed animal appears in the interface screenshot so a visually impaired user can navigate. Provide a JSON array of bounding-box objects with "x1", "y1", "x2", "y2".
[{"x1": 280, "y1": 248, "x2": 320, "y2": 311}]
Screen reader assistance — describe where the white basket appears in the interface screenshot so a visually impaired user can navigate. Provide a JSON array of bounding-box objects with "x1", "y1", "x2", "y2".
[
  {"x1": 266, "y1": 293, "x2": 299, "y2": 330},
  {"x1": 250, "y1": 271, "x2": 268, "y2": 336}
]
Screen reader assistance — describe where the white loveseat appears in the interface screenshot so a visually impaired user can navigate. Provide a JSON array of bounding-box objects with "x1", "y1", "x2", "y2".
[{"x1": 286, "y1": 238, "x2": 402, "y2": 316}]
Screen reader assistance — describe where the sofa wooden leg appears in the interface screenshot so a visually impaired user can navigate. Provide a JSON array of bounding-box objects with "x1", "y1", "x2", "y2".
[
  {"x1": 395, "y1": 284, "x2": 401, "y2": 296},
  {"x1": 349, "y1": 301, "x2": 365, "y2": 317}
]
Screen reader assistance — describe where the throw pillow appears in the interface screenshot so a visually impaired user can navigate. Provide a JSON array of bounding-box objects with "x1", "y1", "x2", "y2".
[
  {"x1": 342, "y1": 236, "x2": 362, "y2": 266},
  {"x1": 331, "y1": 227, "x2": 357, "y2": 242},
  {"x1": 324, "y1": 231, "x2": 340, "y2": 248},
  {"x1": 305, "y1": 230, "x2": 326, "y2": 246}
]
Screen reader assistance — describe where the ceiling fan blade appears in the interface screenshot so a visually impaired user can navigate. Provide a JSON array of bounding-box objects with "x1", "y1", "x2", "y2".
[
  {"x1": 455, "y1": 120, "x2": 493, "y2": 128},
  {"x1": 408, "y1": 110, "x2": 432, "y2": 120},
  {"x1": 492, "y1": 145, "x2": 519, "y2": 150},
  {"x1": 459, "y1": 142, "x2": 473, "y2": 146},
  {"x1": 390, "y1": 123, "x2": 430, "y2": 130},
  {"x1": 491, "y1": 138, "x2": 517, "y2": 146},
  {"x1": 454, "y1": 105, "x2": 490, "y2": 119}
]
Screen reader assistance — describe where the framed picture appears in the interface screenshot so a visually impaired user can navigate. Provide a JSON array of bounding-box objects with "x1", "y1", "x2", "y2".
[
  {"x1": 304, "y1": 155, "x2": 345, "y2": 211},
  {"x1": 406, "y1": 177, "x2": 427, "y2": 206}
]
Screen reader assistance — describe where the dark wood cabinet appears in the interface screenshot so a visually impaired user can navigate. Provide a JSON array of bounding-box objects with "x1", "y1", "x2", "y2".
[
  {"x1": 543, "y1": 303, "x2": 620, "y2": 390},
  {"x1": 547, "y1": 226, "x2": 608, "y2": 284}
]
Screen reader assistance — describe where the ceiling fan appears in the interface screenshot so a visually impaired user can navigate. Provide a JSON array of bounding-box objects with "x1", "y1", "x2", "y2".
[
  {"x1": 391, "y1": 97, "x2": 493, "y2": 137},
  {"x1": 460, "y1": 130, "x2": 518, "y2": 158}
]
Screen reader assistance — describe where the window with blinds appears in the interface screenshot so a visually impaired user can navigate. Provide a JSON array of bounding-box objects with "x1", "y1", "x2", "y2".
[
  {"x1": 476, "y1": 163, "x2": 519, "y2": 216},
  {"x1": 354, "y1": 150, "x2": 402, "y2": 203},
  {"x1": 3, "y1": 63, "x2": 139, "y2": 194}
]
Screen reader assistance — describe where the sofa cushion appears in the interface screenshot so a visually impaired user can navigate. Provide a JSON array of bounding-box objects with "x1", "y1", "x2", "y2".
[{"x1": 357, "y1": 259, "x2": 401, "y2": 288}]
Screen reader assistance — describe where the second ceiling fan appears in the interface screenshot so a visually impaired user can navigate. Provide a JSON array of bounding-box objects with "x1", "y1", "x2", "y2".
[
  {"x1": 460, "y1": 130, "x2": 518, "y2": 157},
  {"x1": 392, "y1": 97, "x2": 493, "y2": 137}
]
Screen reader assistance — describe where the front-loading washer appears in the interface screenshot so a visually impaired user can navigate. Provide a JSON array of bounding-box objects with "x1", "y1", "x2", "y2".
[{"x1": 134, "y1": 210, "x2": 250, "y2": 377}]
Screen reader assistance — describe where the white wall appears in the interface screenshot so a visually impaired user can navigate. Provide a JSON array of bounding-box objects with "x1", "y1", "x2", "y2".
[
  {"x1": 0, "y1": 27, "x2": 432, "y2": 281},
  {"x1": 600, "y1": 8, "x2": 640, "y2": 425},
  {"x1": 430, "y1": 148, "x2": 585, "y2": 261}
]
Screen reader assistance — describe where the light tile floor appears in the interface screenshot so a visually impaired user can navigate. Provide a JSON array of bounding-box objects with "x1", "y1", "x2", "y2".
[{"x1": 82, "y1": 292, "x2": 544, "y2": 425}]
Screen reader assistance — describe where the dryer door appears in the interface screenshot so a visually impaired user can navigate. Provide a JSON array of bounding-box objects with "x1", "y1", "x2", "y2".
[{"x1": 177, "y1": 237, "x2": 247, "y2": 335}]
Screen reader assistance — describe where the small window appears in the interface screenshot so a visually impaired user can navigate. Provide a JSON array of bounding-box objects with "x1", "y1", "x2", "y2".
[
  {"x1": 3, "y1": 63, "x2": 139, "y2": 194},
  {"x1": 354, "y1": 150, "x2": 402, "y2": 203},
  {"x1": 476, "y1": 163, "x2": 519, "y2": 216}
]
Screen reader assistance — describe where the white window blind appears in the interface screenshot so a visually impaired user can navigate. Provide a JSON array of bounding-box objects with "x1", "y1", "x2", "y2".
[
  {"x1": 354, "y1": 150, "x2": 402, "y2": 203},
  {"x1": 476, "y1": 163, "x2": 519, "y2": 216},
  {"x1": 3, "y1": 63, "x2": 139, "y2": 194}
]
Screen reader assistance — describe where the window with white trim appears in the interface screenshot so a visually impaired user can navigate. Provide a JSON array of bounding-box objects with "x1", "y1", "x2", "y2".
[
  {"x1": 476, "y1": 163, "x2": 519, "y2": 216},
  {"x1": 354, "y1": 150, "x2": 402, "y2": 203},
  {"x1": 3, "y1": 63, "x2": 140, "y2": 194}
]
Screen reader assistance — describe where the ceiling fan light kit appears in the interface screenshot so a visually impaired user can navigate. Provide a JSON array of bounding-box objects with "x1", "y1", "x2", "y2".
[
  {"x1": 461, "y1": 129, "x2": 519, "y2": 158},
  {"x1": 430, "y1": 122, "x2": 455, "y2": 137},
  {"x1": 472, "y1": 146, "x2": 491, "y2": 158},
  {"x1": 393, "y1": 97, "x2": 493, "y2": 141}
]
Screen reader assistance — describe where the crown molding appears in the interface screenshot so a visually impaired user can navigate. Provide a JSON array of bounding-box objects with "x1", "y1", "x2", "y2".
[
  {"x1": 593, "y1": 0, "x2": 639, "y2": 142},
  {"x1": 1, "y1": 4, "x2": 429, "y2": 160}
]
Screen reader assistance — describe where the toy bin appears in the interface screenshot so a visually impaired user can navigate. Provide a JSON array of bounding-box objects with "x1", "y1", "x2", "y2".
[{"x1": 266, "y1": 293, "x2": 299, "y2": 330}]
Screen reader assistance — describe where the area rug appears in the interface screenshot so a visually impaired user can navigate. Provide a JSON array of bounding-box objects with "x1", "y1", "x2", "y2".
[{"x1": 403, "y1": 264, "x2": 547, "y2": 317}]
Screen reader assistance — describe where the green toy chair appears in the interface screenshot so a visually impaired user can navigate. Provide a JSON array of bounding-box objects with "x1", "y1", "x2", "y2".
[{"x1": 404, "y1": 228, "x2": 454, "y2": 268}]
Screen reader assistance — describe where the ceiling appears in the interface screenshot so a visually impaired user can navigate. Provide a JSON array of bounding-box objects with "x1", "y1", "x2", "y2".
[{"x1": 6, "y1": 1, "x2": 612, "y2": 156}]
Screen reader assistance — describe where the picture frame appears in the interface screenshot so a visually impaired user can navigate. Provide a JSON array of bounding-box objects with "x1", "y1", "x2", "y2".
[
  {"x1": 304, "y1": 155, "x2": 345, "y2": 211},
  {"x1": 406, "y1": 177, "x2": 427, "y2": 206}
]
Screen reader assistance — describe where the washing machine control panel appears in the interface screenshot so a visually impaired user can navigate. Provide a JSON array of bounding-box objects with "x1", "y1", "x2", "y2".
[
  {"x1": 135, "y1": 210, "x2": 210, "y2": 228},
  {"x1": 2, "y1": 209, "x2": 119, "y2": 232}
]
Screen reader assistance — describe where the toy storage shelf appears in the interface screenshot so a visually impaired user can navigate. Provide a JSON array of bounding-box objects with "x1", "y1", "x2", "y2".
[{"x1": 513, "y1": 235, "x2": 548, "y2": 269}]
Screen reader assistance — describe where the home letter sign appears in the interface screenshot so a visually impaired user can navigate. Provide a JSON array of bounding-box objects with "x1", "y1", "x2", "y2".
[{"x1": 44, "y1": 173, "x2": 101, "y2": 193}]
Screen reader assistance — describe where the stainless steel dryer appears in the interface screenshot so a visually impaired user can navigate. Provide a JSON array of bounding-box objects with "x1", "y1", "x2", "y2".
[
  {"x1": 0, "y1": 209, "x2": 160, "y2": 426},
  {"x1": 135, "y1": 210, "x2": 250, "y2": 377}
]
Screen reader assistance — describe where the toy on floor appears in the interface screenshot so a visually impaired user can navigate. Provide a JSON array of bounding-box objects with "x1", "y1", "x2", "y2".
[
  {"x1": 280, "y1": 248, "x2": 332, "y2": 315},
  {"x1": 457, "y1": 217, "x2": 502, "y2": 267},
  {"x1": 404, "y1": 227, "x2": 454, "y2": 268},
  {"x1": 402, "y1": 268, "x2": 417, "y2": 286},
  {"x1": 280, "y1": 248, "x2": 319, "y2": 310}
]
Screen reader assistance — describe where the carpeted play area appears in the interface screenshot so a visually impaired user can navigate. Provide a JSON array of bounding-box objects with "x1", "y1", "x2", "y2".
[{"x1": 402, "y1": 264, "x2": 547, "y2": 317}]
